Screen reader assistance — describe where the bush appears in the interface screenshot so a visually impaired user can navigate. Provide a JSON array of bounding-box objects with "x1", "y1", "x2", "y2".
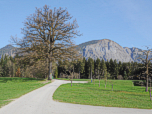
[{"x1": 117, "y1": 75, "x2": 123, "y2": 80}]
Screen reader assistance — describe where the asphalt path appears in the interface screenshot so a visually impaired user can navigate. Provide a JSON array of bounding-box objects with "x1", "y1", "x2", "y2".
[{"x1": 0, "y1": 79, "x2": 152, "y2": 114}]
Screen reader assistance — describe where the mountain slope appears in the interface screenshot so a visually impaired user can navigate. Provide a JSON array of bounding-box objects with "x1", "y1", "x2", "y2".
[
  {"x1": 0, "y1": 39, "x2": 149, "y2": 63},
  {"x1": 0, "y1": 45, "x2": 17, "y2": 58},
  {"x1": 77, "y1": 39, "x2": 146, "y2": 63}
]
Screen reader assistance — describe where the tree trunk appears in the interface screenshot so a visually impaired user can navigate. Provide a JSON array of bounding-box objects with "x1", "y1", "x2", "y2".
[
  {"x1": 71, "y1": 71, "x2": 72, "y2": 86},
  {"x1": 146, "y1": 63, "x2": 149, "y2": 92},
  {"x1": 150, "y1": 79, "x2": 152, "y2": 100},
  {"x1": 71, "y1": 79, "x2": 72, "y2": 86},
  {"x1": 13, "y1": 63, "x2": 15, "y2": 77},
  {"x1": 91, "y1": 64, "x2": 92, "y2": 83},
  {"x1": 112, "y1": 84, "x2": 113, "y2": 91},
  {"x1": 98, "y1": 69, "x2": 99, "y2": 80},
  {"x1": 150, "y1": 88, "x2": 152, "y2": 100},
  {"x1": 79, "y1": 69, "x2": 80, "y2": 79},
  {"x1": 105, "y1": 79, "x2": 107, "y2": 88},
  {"x1": 93, "y1": 75, "x2": 95, "y2": 85},
  {"x1": 48, "y1": 59, "x2": 52, "y2": 80},
  {"x1": 45, "y1": 74, "x2": 46, "y2": 79},
  {"x1": 99, "y1": 79, "x2": 100, "y2": 87},
  {"x1": 146, "y1": 75, "x2": 148, "y2": 92},
  {"x1": 13, "y1": 63, "x2": 14, "y2": 77},
  {"x1": 48, "y1": 34, "x2": 53, "y2": 80},
  {"x1": 71, "y1": 66, "x2": 74, "y2": 87}
]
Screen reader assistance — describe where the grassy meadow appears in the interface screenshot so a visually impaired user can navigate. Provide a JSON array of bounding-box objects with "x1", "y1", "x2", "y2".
[
  {"x1": 0, "y1": 77, "x2": 51, "y2": 108},
  {"x1": 53, "y1": 79, "x2": 152, "y2": 109}
]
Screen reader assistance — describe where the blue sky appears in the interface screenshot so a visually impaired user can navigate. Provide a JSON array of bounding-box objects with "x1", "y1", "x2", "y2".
[{"x1": 0, "y1": 0, "x2": 152, "y2": 50}]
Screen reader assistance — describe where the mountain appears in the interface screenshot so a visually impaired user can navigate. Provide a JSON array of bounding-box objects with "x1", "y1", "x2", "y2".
[
  {"x1": 77, "y1": 39, "x2": 148, "y2": 63},
  {"x1": 0, "y1": 39, "x2": 150, "y2": 63},
  {"x1": 76, "y1": 40, "x2": 100, "y2": 52},
  {"x1": 0, "y1": 45, "x2": 18, "y2": 58}
]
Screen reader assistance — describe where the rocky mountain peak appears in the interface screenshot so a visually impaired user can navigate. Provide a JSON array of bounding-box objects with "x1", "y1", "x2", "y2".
[{"x1": 77, "y1": 39, "x2": 146, "y2": 63}]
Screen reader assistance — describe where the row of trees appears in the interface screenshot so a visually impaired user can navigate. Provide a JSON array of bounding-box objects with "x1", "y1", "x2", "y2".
[
  {"x1": 0, "y1": 54, "x2": 58, "y2": 78},
  {"x1": 57, "y1": 57, "x2": 151, "y2": 80},
  {"x1": 1, "y1": 53, "x2": 149, "y2": 79}
]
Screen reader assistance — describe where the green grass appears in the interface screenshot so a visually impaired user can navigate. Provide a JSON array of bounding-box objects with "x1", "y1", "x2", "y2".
[
  {"x1": 0, "y1": 77, "x2": 51, "y2": 108},
  {"x1": 53, "y1": 79, "x2": 152, "y2": 109}
]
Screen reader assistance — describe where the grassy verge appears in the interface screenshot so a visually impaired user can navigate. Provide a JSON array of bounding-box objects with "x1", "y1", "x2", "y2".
[
  {"x1": 53, "y1": 79, "x2": 152, "y2": 109},
  {"x1": 0, "y1": 77, "x2": 51, "y2": 108}
]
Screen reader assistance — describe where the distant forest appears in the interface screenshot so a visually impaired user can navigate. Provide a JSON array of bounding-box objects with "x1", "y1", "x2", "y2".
[
  {"x1": 0, "y1": 53, "x2": 150, "y2": 80},
  {"x1": 58, "y1": 57, "x2": 152, "y2": 80}
]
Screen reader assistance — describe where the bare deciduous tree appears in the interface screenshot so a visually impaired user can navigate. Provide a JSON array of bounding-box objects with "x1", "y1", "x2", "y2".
[
  {"x1": 11, "y1": 5, "x2": 81, "y2": 80},
  {"x1": 135, "y1": 46, "x2": 152, "y2": 92}
]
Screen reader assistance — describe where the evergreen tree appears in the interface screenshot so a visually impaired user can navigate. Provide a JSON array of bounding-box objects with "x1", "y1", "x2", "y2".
[
  {"x1": 100, "y1": 59, "x2": 105, "y2": 76},
  {"x1": 126, "y1": 62, "x2": 132, "y2": 77},
  {"x1": 79, "y1": 58, "x2": 85, "y2": 78},
  {"x1": 116, "y1": 63, "x2": 119, "y2": 79},
  {"x1": 0, "y1": 65, "x2": 3, "y2": 77},
  {"x1": 105, "y1": 59, "x2": 110, "y2": 74},
  {"x1": 85, "y1": 59, "x2": 89, "y2": 79},
  {"x1": 113, "y1": 59, "x2": 119, "y2": 79},
  {"x1": 0, "y1": 54, "x2": 4, "y2": 65},
  {"x1": 4, "y1": 54, "x2": 8, "y2": 63},
  {"x1": 96, "y1": 58, "x2": 101, "y2": 79},
  {"x1": 74, "y1": 58, "x2": 85, "y2": 79},
  {"x1": 87, "y1": 57, "x2": 94, "y2": 80},
  {"x1": 94, "y1": 59, "x2": 96, "y2": 77},
  {"x1": 124, "y1": 71, "x2": 127, "y2": 80},
  {"x1": 81, "y1": 57, "x2": 86, "y2": 78},
  {"x1": 109, "y1": 58, "x2": 114, "y2": 76},
  {"x1": 118, "y1": 61, "x2": 122, "y2": 75}
]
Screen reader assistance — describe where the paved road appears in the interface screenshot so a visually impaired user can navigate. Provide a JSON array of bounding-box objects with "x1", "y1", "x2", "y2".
[{"x1": 0, "y1": 80, "x2": 152, "y2": 114}]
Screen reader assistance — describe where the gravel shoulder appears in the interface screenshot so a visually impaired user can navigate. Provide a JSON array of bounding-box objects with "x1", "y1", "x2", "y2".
[{"x1": 0, "y1": 79, "x2": 152, "y2": 114}]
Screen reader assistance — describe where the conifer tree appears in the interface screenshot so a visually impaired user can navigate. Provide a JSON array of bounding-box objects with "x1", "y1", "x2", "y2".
[
  {"x1": 126, "y1": 62, "x2": 132, "y2": 77},
  {"x1": 0, "y1": 55, "x2": 4, "y2": 65},
  {"x1": 105, "y1": 59, "x2": 110, "y2": 75},
  {"x1": 81, "y1": 57, "x2": 86, "y2": 78},
  {"x1": 88, "y1": 58, "x2": 94, "y2": 82},
  {"x1": 76, "y1": 58, "x2": 85, "y2": 79},
  {"x1": 85, "y1": 59, "x2": 89, "y2": 79},
  {"x1": 109, "y1": 58, "x2": 114, "y2": 77},
  {"x1": 113, "y1": 59, "x2": 119, "y2": 79},
  {"x1": 0, "y1": 65, "x2": 3, "y2": 77},
  {"x1": 118, "y1": 61, "x2": 122, "y2": 75},
  {"x1": 96, "y1": 58, "x2": 101, "y2": 79},
  {"x1": 100, "y1": 59, "x2": 105, "y2": 77}
]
